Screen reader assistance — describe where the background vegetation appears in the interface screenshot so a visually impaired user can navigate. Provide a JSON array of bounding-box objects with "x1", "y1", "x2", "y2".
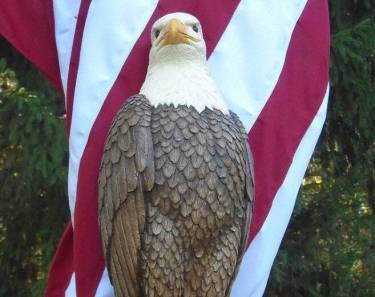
[{"x1": 0, "y1": 1, "x2": 374, "y2": 296}]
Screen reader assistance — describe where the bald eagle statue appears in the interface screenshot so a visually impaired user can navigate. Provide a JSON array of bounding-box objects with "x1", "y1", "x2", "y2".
[{"x1": 99, "y1": 12, "x2": 254, "y2": 297}]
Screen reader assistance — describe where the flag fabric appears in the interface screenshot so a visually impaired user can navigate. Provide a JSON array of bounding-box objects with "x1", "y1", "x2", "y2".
[{"x1": 0, "y1": 0, "x2": 330, "y2": 296}]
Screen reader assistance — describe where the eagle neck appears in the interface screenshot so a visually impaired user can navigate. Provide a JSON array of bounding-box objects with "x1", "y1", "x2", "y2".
[{"x1": 140, "y1": 58, "x2": 228, "y2": 114}]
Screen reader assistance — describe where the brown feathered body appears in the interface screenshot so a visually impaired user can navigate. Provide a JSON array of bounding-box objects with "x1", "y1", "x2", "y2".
[{"x1": 99, "y1": 95, "x2": 254, "y2": 297}]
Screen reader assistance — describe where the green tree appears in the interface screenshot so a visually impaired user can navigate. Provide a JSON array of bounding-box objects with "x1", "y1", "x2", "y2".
[
  {"x1": 266, "y1": 1, "x2": 375, "y2": 296},
  {"x1": 0, "y1": 49, "x2": 68, "y2": 296}
]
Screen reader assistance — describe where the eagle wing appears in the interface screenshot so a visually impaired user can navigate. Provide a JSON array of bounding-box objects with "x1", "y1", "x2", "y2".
[
  {"x1": 228, "y1": 111, "x2": 255, "y2": 291},
  {"x1": 239, "y1": 136, "x2": 254, "y2": 253},
  {"x1": 99, "y1": 94, "x2": 154, "y2": 297}
]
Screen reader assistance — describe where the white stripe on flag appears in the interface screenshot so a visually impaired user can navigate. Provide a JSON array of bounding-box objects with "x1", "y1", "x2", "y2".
[
  {"x1": 53, "y1": 0, "x2": 81, "y2": 98},
  {"x1": 65, "y1": 273, "x2": 76, "y2": 297},
  {"x1": 231, "y1": 85, "x2": 329, "y2": 297},
  {"x1": 67, "y1": 0, "x2": 158, "y2": 218},
  {"x1": 208, "y1": 0, "x2": 308, "y2": 132},
  {"x1": 94, "y1": 269, "x2": 113, "y2": 297},
  {"x1": 65, "y1": 270, "x2": 113, "y2": 297}
]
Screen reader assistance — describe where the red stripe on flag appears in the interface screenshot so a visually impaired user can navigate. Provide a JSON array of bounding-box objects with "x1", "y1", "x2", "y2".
[
  {"x1": 0, "y1": 0, "x2": 62, "y2": 92},
  {"x1": 73, "y1": 1, "x2": 241, "y2": 296},
  {"x1": 44, "y1": 222, "x2": 74, "y2": 297},
  {"x1": 247, "y1": 0, "x2": 330, "y2": 243},
  {"x1": 45, "y1": 1, "x2": 93, "y2": 296},
  {"x1": 66, "y1": 0, "x2": 92, "y2": 138}
]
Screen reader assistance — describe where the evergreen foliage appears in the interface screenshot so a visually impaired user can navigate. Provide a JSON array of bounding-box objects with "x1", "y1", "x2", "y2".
[
  {"x1": 0, "y1": 1, "x2": 374, "y2": 296},
  {"x1": 267, "y1": 1, "x2": 375, "y2": 296},
  {"x1": 0, "y1": 53, "x2": 68, "y2": 296}
]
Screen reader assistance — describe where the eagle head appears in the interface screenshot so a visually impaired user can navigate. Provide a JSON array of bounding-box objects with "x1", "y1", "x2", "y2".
[
  {"x1": 141, "y1": 12, "x2": 229, "y2": 114},
  {"x1": 149, "y1": 12, "x2": 207, "y2": 65}
]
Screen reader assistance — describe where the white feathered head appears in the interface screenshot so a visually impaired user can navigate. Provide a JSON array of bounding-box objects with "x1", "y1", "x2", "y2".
[{"x1": 148, "y1": 12, "x2": 207, "y2": 65}]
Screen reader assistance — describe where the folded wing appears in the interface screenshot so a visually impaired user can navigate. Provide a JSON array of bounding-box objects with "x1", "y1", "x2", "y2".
[{"x1": 99, "y1": 95, "x2": 154, "y2": 297}]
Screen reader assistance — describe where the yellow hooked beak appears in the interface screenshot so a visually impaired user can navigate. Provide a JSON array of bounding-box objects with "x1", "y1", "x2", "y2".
[{"x1": 157, "y1": 18, "x2": 200, "y2": 46}]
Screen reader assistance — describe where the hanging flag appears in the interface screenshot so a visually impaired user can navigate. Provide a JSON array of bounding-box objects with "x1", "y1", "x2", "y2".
[{"x1": 0, "y1": 0, "x2": 330, "y2": 296}]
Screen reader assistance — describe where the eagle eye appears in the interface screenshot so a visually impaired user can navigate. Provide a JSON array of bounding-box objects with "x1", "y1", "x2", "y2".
[
  {"x1": 154, "y1": 29, "x2": 160, "y2": 38},
  {"x1": 192, "y1": 24, "x2": 199, "y2": 33}
]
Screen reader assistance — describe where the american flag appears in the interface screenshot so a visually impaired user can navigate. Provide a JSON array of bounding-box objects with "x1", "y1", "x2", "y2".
[{"x1": 0, "y1": 0, "x2": 330, "y2": 296}]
